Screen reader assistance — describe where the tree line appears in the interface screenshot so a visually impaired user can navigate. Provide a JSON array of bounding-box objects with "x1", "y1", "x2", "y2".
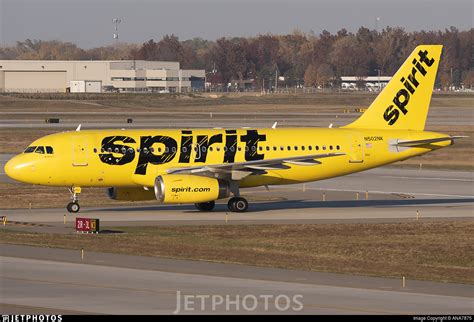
[{"x1": 1, "y1": 26, "x2": 472, "y2": 89}]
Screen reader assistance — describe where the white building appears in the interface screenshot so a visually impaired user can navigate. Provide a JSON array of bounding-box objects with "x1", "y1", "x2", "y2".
[
  {"x1": 341, "y1": 76, "x2": 392, "y2": 91},
  {"x1": 0, "y1": 60, "x2": 205, "y2": 93}
]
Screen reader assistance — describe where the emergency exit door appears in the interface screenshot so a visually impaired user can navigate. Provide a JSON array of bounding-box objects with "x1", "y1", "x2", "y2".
[
  {"x1": 348, "y1": 135, "x2": 364, "y2": 163},
  {"x1": 72, "y1": 136, "x2": 89, "y2": 166}
]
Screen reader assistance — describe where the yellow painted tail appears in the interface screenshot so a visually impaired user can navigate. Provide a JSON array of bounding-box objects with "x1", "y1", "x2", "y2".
[{"x1": 344, "y1": 45, "x2": 442, "y2": 130}]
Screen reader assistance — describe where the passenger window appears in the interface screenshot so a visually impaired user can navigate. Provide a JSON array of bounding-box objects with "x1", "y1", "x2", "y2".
[
  {"x1": 308, "y1": 146, "x2": 312, "y2": 151},
  {"x1": 273, "y1": 146, "x2": 277, "y2": 151},
  {"x1": 330, "y1": 145, "x2": 333, "y2": 150},
  {"x1": 301, "y1": 146, "x2": 305, "y2": 151},
  {"x1": 315, "y1": 146, "x2": 319, "y2": 151},
  {"x1": 266, "y1": 146, "x2": 270, "y2": 151},
  {"x1": 46, "y1": 146, "x2": 54, "y2": 154},
  {"x1": 35, "y1": 146, "x2": 45, "y2": 154},
  {"x1": 287, "y1": 146, "x2": 291, "y2": 151},
  {"x1": 336, "y1": 145, "x2": 340, "y2": 150},
  {"x1": 24, "y1": 146, "x2": 36, "y2": 153},
  {"x1": 294, "y1": 146, "x2": 298, "y2": 151}
]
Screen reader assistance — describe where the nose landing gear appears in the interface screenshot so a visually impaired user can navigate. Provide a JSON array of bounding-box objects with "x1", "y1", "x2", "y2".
[
  {"x1": 67, "y1": 187, "x2": 81, "y2": 213},
  {"x1": 67, "y1": 202, "x2": 80, "y2": 213}
]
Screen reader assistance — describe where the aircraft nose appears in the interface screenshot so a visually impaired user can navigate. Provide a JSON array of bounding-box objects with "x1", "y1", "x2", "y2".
[{"x1": 4, "y1": 156, "x2": 28, "y2": 183}]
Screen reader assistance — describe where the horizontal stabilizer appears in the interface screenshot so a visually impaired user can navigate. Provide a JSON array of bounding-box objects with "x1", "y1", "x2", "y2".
[{"x1": 393, "y1": 136, "x2": 467, "y2": 147}]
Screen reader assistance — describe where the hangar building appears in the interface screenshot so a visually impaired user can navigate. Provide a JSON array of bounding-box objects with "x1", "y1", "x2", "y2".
[{"x1": 0, "y1": 60, "x2": 205, "y2": 93}]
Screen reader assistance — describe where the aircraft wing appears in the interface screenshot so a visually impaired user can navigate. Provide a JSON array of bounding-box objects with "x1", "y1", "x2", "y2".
[
  {"x1": 166, "y1": 152, "x2": 345, "y2": 180},
  {"x1": 394, "y1": 136, "x2": 468, "y2": 147}
]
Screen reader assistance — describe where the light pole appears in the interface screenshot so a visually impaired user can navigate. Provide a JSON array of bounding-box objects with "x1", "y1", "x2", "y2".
[
  {"x1": 375, "y1": 17, "x2": 380, "y2": 32},
  {"x1": 112, "y1": 18, "x2": 121, "y2": 42},
  {"x1": 375, "y1": 68, "x2": 381, "y2": 91}
]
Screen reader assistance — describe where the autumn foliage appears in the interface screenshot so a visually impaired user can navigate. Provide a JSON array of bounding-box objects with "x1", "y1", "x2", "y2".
[{"x1": 1, "y1": 27, "x2": 472, "y2": 89}]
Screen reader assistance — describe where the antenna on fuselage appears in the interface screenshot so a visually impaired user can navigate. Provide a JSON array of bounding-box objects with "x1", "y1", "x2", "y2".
[
  {"x1": 272, "y1": 121, "x2": 278, "y2": 129},
  {"x1": 329, "y1": 123, "x2": 333, "y2": 128},
  {"x1": 76, "y1": 124, "x2": 82, "y2": 131}
]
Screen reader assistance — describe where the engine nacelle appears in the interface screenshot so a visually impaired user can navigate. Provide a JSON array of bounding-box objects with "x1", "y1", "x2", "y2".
[
  {"x1": 154, "y1": 174, "x2": 230, "y2": 204},
  {"x1": 107, "y1": 187, "x2": 156, "y2": 201}
]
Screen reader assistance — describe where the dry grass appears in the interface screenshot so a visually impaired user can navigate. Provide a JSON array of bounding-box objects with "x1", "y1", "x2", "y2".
[
  {"x1": 1, "y1": 92, "x2": 472, "y2": 112},
  {"x1": 0, "y1": 183, "x2": 154, "y2": 209},
  {"x1": 1, "y1": 221, "x2": 473, "y2": 283}
]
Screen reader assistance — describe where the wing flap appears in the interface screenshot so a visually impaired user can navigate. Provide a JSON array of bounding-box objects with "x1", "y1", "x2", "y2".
[{"x1": 167, "y1": 152, "x2": 345, "y2": 176}]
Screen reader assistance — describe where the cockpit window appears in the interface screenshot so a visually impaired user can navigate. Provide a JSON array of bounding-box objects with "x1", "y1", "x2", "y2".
[
  {"x1": 24, "y1": 146, "x2": 54, "y2": 154},
  {"x1": 35, "y1": 146, "x2": 45, "y2": 154}
]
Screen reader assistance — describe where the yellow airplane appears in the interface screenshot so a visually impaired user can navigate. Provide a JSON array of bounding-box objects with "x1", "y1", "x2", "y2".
[{"x1": 4, "y1": 45, "x2": 464, "y2": 213}]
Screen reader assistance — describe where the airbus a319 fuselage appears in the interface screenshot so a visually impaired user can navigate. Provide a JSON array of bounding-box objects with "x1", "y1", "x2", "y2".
[{"x1": 4, "y1": 45, "x2": 462, "y2": 213}]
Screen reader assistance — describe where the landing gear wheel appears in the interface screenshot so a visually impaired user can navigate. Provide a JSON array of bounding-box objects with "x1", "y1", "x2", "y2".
[
  {"x1": 195, "y1": 201, "x2": 215, "y2": 212},
  {"x1": 227, "y1": 197, "x2": 248, "y2": 213},
  {"x1": 67, "y1": 202, "x2": 80, "y2": 213}
]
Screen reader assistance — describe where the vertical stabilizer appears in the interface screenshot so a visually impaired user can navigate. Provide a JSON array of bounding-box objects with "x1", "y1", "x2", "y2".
[{"x1": 344, "y1": 45, "x2": 442, "y2": 130}]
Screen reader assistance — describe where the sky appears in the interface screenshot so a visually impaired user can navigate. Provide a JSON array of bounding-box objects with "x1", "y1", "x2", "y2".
[{"x1": 0, "y1": 0, "x2": 472, "y2": 48}]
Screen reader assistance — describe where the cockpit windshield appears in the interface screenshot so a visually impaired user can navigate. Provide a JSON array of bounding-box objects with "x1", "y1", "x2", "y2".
[
  {"x1": 24, "y1": 146, "x2": 54, "y2": 154},
  {"x1": 35, "y1": 146, "x2": 45, "y2": 154}
]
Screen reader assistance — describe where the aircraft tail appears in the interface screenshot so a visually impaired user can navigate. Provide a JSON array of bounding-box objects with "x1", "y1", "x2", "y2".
[{"x1": 343, "y1": 45, "x2": 442, "y2": 130}]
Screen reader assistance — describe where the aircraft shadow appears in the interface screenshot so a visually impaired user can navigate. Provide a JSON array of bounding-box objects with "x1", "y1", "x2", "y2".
[{"x1": 90, "y1": 198, "x2": 474, "y2": 213}]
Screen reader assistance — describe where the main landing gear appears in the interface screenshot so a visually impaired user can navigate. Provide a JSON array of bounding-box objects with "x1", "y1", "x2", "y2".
[
  {"x1": 227, "y1": 197, "x2": 249, "y2": 213},
  {"x1": 194, "y1": 201, "x2": 215, "y2": 212},
  {"x1": 194, "y1": 182, "x2": 249, "y2": 213},
  {"x1": 67, "y1": 187, "x2": 81, "y2": 213},
  {"x1": 194, "y1": 197, "x2": 249, "y2": 213}
]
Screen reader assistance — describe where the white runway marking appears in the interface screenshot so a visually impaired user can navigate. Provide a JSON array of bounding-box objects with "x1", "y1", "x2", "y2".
[
  {"x1": 380, "y1": 175, "x2": 473, "y2": 182},
  {"x1": 309, "y1": 187, "x2": 474, "y2": 199}
]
